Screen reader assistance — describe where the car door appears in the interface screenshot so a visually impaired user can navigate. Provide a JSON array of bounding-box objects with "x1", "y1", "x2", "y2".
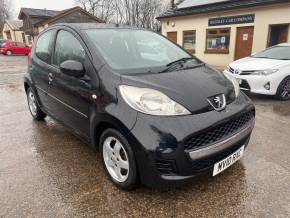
[
  {"x1": 16, "y1": 42, "x2": 25, "y2": 54},
  {"x1": 47, "y1": 29, "x2": 94, "y2": 138},
  {"x1": 30, "y1": 29, "x2": 55, "y2": 109},
  {"x1": 10, "y1": 42, "x2": 19, "y2": 54}
]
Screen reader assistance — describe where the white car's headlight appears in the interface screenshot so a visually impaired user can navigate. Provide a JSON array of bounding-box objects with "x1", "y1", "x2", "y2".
[
  {"x1": 252, "y1": 69, "x2": 278, "y2": 76},
  {"x1": 119, "y1": 85, "x2": 191, "y2": 116},
  {"x1": 224, "y1": 71, "x2": 240, "y2": 98}
]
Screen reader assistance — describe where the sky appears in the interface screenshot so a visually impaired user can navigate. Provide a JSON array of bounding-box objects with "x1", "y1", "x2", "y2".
[{"x1": 12, "y1": 0, "x2": 77, "y2": 18}]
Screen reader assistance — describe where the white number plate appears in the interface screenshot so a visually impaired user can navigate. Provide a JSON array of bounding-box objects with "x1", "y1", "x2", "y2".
[{"x1": 213, "y1": 146, "x2": 244, "y2": 176}]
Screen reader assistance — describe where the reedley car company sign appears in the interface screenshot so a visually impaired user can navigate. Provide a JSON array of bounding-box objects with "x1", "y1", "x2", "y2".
[{"x1": 209, "y1": 14, "x2": 255, "y2": 26}]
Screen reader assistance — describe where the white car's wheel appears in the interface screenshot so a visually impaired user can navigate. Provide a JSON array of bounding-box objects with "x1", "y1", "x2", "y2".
[{"x1": 276, "y1": 76, "x2": 290, "y2": 101}]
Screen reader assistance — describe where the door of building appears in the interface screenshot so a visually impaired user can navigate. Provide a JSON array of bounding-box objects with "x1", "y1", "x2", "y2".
[
  {"x1": 235, "y1": 26, "x2": 254, "y2": 60},
  {"x1": 267, "y1": 24, "x2": 289, "y2": 47},
  {"x1": 167, "y1": 32, "x2": 177, "y2": 43}
]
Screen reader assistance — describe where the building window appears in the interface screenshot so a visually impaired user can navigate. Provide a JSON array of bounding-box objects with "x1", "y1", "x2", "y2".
[
  {"x1": 183, "y1": 30, "x2": 196, "y2": 53},
  {"x1": 205, "y1": 28, "x2": 230, "y2": 54}
]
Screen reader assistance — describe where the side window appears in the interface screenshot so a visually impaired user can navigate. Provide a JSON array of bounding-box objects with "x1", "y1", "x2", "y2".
[
  {"x1": 17, "y1": 42, "x2": 26, "y2": 46},
  {"x1": 53, "y1": 30, "x2": 86, "y2": 67},
  {"x1": 35, "y1": 31, "x2": 53, "y2": 63}
]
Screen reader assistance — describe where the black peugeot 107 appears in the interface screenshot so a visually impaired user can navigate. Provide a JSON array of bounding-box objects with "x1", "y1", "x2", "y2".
[{"x1": 24, "y1": 23, "x2": 255, "y2": 190}]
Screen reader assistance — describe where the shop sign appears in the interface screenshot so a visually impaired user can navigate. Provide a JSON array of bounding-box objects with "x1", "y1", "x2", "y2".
[{"x1": 209, "y1": 14, "x2": 255, "y2": 26}]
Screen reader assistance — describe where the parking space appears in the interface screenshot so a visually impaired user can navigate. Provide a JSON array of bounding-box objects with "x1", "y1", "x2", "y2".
[{"x1": 0, "y1": 55, "x2": 290, "y2": 217}]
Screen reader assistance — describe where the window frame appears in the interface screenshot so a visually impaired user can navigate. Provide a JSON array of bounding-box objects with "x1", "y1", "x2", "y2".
[
  {"x1": 205, "y1": 27, "x2": 231, "y2": 54},
  {"x1": 51, "y1": 29, "x2": 89, "y2": 69},
  {"x1": 183, "y1": 30, "x2": 196, "y2": 54},
  {"x1": 35, "y1": 29, "x2": 55, "y2": 64}
]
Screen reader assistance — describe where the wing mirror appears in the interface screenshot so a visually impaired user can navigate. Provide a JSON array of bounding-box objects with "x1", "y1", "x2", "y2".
[{"x1": 60, "y1": 60, "x2": 85, "y2": 77}]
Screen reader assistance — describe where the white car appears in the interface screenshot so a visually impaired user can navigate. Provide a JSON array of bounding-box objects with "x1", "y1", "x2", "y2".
[{"x1": 224, "y1": 43, "x2": 290, "y2": 100}]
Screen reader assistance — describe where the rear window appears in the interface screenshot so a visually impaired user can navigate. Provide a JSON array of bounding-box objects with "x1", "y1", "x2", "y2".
[{"x1": 35, "y1": 31, "x2": 53, "y2": 63}]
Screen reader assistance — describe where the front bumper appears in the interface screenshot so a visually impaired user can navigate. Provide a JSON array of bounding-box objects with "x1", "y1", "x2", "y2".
[
  {"x1": 130, "y1": 93, "x2": 255, "y2": 187},
  {"x1": 224, "y1": 70, "x2": 279, "y2": 95}
]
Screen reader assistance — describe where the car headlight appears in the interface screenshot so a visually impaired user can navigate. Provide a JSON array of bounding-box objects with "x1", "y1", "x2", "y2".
[
  {"x1": 224, "y1": 71, "x2": 240, "y2": 98},
  {"x1": 119, "y1": 85, "x2": 191, "y2": 116},
  {"x1": 252, "y1": 69, "x2": 278, "y2": 76}
]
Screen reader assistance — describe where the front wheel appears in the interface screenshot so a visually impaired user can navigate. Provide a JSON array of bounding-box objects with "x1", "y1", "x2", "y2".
[
  {"x1": 99, "y1": 129, "x2": 139, "y2": 190},
  {"x1": 276, "y1": 76, "x2": 290, "y2": 101},
  {"x1": 6, "y1": 50, "x2": 12, "y2": 56},
  {"x1": 26, "y1": 88, "x2": 47, "y2": 120}
]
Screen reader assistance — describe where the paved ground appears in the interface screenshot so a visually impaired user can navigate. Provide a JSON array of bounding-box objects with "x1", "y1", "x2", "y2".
[{"x1": 0, "y1": 55, "x2": 290, "y2": 217}]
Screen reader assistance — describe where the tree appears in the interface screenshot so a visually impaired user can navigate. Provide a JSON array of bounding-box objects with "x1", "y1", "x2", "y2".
[
  {"x1": 0, "y1": 0, "x2": 12, "y2": 32},
  {"x1": 75, "y1": 0, "x2": 170, "y2": 31}
]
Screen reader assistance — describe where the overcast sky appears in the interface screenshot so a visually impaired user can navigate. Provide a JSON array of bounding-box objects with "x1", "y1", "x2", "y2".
[{"x1": 13, "y1": 0, "x2": 77, "y2": 18}]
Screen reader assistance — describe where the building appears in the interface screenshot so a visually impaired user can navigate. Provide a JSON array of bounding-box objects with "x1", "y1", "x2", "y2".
[
  {"x1": 2, "y1": 20, "x2": 33, "y2": 45},
  {"x1": 18, "y1": 6, "x2": 103, "y2": 43},
  {"x1": 157, "y1": 0, "x2": 290, "y2": 69}
]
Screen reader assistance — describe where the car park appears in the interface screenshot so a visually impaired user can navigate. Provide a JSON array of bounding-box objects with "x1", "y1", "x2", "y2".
[
  {"x1": 24, "y1": 23, "x2": 255, "y2": 190},
  {"x1": 225, "y1": 44, "x2": 290, "y2": 100},
  {"x1": 0, "y1": 41, "x2": 31, "y2": 56}
]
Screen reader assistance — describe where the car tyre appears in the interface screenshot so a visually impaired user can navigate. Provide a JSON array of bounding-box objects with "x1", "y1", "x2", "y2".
[
  {"x1": 99, "y1": 128, "x2": 139, "y2": 190},
  {"x1": 6, "y1": 50, "x2": 12, "y2": 56},
  {"x1": 26, "y1": 88, "x2": 47, "y2": 120},
  {"x1": 276, "y1": 76, "x2": 290, "y2": 101}
]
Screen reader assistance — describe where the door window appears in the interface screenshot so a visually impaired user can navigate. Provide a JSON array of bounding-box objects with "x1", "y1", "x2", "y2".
[
  {"x1": 17, "y1": 42, "x2": 26, "y2": 47},
  {"x1": 53, "y1": 30, "x2": 86, "y2": 67},
  {"x1": 35, "y1": 30, "x2": 53, "y2": 63}
]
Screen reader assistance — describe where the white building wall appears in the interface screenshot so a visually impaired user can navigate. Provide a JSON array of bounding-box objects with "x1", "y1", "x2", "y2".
[{"x1": 160, "y1": 3, "x2": 290, "y2": 69}]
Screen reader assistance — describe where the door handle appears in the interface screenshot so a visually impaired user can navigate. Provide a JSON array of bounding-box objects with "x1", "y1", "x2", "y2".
[{"x1": 48, "y1": 73, "x2": 53, "y2": 85}]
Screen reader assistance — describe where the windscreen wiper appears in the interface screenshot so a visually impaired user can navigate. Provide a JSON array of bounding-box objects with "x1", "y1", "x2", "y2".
[
  {"x1": 160, "y1": 57, "x2": 194, "y2": 73},
  {"x1": 166, "y1": 57, "x2": 194, "y2": 67}
]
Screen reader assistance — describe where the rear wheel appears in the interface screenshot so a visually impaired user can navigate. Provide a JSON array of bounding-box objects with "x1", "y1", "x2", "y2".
[
  {"x1": 276, "y1": 76, "x2": 290, "y2": 101},
  {"x1": 99, "y1": 128, "x2": 139, "y2": 190},
  {"x1": 6, "y1": 50, "x2": 12, "y2": 56},
  {"x1": 26, "y1": 88, "x2": 47, "y2": 120}
]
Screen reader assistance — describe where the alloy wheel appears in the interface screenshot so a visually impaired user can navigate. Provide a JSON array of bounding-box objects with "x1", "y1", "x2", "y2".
[
  {"x1": 28, "y1": 91, "x2": 37, "y2": 116},
  {"x1": 102, "y1": 136, "x2": 130, "y2": 182}
]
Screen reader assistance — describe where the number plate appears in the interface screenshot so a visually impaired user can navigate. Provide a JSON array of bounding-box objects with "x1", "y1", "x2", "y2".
[{"x1": 213, "y1": 146, "x2": 244, "y2": 176}]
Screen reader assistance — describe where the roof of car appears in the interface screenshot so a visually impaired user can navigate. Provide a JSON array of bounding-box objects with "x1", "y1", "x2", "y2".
[{"x1": 50, "y1": 23, "x2": 143, "y2": 31}]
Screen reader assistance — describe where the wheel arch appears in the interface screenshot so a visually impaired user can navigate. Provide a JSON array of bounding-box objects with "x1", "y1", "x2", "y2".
[{"x1": 91, "y1": 114, "x2": 137, "y2": 151}]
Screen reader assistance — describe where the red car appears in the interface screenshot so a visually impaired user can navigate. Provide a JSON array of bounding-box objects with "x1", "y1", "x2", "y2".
[{"x1": 0, "y1": 41, "x2": 31, "y2": 56}]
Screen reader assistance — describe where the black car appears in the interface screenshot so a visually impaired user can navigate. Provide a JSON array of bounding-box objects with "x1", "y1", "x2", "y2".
[{"x1": 24, "y1": 23, "x2": 255, "y2": 190}]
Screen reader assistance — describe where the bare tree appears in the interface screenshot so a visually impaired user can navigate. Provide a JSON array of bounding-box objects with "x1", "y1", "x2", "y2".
[
  {"x1": 75, "y1": 0, "x2": 170, "y2": 31},
  {"x1": 0, "y1": 0, "x2": 12, "y2": 33}
]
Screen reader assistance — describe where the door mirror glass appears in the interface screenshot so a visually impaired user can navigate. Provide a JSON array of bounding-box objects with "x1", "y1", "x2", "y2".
[{"x1": 60, "y1": 60, "x2": 85, "y2": 77}]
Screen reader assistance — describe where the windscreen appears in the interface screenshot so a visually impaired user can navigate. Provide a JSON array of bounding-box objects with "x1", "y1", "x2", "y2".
[
  {"x1": 85, "y1": 29, "x2": 198, "y2": 73},
  {"x1": 253, "y1": 46, "x2": 290, "y2": 60}
]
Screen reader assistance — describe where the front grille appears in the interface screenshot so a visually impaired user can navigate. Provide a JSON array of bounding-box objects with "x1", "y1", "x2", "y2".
[
  {"x1": 155, "y1": 159, "x2": 177, "y2": 175},
  {"x1": 190, "y1": 137, "x2": 248, "y2": 172},
  {"x1": 184, "y1": 111, "x2": 254, "y2": 151}
]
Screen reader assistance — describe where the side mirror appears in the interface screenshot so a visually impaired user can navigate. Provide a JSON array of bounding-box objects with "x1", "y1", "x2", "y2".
[{"x1": 60, "y1": 60, "x2": 85, "y2": 77}]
